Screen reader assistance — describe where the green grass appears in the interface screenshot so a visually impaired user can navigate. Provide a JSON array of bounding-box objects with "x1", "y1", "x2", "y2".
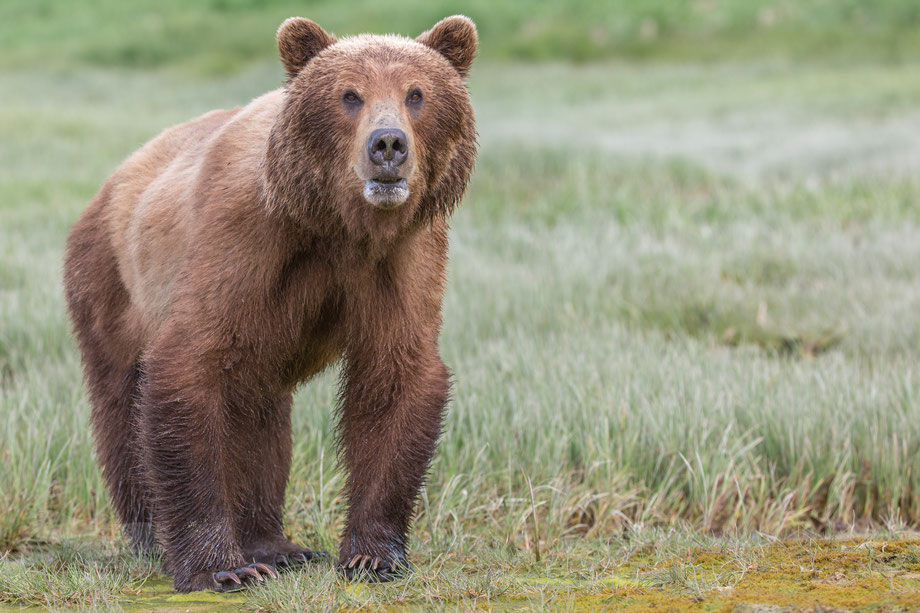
[{"x1": 2, "y1": 1, "x2": 920, "y2": 610}]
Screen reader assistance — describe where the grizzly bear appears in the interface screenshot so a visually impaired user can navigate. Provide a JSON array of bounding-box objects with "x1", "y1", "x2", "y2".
[{"x1": 63, "y1": 15, "x2": 477, "y2": 592}]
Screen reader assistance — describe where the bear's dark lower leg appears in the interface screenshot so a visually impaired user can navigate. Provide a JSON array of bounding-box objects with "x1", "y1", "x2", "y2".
[
  {"x1": 92, "y1": 364, "x2": 156, "y2": 553},
  {"x1": 338, "y1": 353, "x2": 450, "y2": 581},
  {"x1": 138, "y1": 365, "x2": 261, "y2": 592},
  {"x1": 77, "y1": 345, "x2": 155, "y2": 553},
  {"x1": 235, "y1": 394, "x2": 320, "y2": 569}
]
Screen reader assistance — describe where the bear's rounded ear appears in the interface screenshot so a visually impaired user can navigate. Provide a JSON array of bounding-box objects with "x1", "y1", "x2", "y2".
[
  {"x1": 416, "y1": 15, "x2": 478, "y2": 78},
  {"x1": 277, "y1": 17, "x2": 336, "y2": 80}
]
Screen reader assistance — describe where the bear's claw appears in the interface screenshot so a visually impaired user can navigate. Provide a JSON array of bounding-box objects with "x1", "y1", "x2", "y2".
[
  {"x1": 252, "y1": 562, "x2": 279, "y2": 578},
  {"x1": 214, "y1": 571, "x2": 241, "y2": 587},
  {"x1": 340, "y1": 553, "x2": 409, "y2": 582},
  {"x1": 212, "y1": 563, "x2": 278, "y2": 591},
  {"x1": 347, "y1": 554, "x2": 388, "y2": 571}
]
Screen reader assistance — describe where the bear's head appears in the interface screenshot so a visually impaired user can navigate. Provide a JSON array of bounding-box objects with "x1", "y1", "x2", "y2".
[{"x1": 265, "y1": 16, "x2": 478, "y2": 239}]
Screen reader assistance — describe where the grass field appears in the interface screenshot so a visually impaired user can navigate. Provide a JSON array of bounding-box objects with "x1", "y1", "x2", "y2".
[{"x1": 2, "y1": 1, "x2": 920, "y2": 610}]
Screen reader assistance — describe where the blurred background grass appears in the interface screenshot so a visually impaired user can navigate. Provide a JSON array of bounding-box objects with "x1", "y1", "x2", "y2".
[
  {"x1": 3, "y1": 0, "x2": 920, "y2": 72},
  {"x1": 1, "y1": 1, "x2": 920, "y2": 609}
]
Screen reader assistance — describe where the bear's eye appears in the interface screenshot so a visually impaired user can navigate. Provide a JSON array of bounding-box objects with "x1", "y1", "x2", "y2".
[
  {"x1": 406, "y1": 89, "x2": 423, "y2": 105},
  {"x1": 342, "y1": 90, "x2": 362, "y2": 105}
]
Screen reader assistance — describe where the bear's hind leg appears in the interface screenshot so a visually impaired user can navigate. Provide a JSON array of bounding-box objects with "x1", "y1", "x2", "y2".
[
  {"x1": 64, "y1": 210, "x2": 156, "y2": 554},
  {"x1": 88, "y1": 360, "x2": 156, "y2": 553},
  {"x1": 236, "y1": 394, "x2": 322, "y2": 570}
]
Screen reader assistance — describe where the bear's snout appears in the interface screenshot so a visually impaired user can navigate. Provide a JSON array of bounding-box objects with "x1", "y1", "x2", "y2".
[
  {"x1": 367, "y1": 128, "x2": 408, "y2": 169},
  {"x1": 361, "y1": 125, "x2": 412, "y2": 209}
]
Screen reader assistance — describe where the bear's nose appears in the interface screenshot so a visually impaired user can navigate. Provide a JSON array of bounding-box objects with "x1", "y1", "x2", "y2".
[{"x1": 367, "y1": 128, "x2": 408, "y2": 167}]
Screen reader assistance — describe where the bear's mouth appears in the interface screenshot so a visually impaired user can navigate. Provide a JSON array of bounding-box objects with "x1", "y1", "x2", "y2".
[{"x1": 364, "y1": 177, "x2": 409, "y2": 209}]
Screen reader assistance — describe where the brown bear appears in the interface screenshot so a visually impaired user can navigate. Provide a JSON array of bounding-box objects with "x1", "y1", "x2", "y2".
[{"x1": 63, "y1": 15, "x2": 477, "y2": 592}]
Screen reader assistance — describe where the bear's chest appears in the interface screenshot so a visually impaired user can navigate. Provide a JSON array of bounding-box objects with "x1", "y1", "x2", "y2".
[{"x1": 283, "y1": 290, "x2": 345, "y2": 387}]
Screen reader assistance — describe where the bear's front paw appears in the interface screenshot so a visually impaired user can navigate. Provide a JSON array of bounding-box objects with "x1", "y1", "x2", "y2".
[{"x1": 339, "y1": 550, "x2": 411, "y2": 582}]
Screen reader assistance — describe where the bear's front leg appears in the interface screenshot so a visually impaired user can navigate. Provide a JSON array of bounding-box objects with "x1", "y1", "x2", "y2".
[
  {"x1": 138, "y1": 328, "x2": 279, "y2": 592},
  {"x1": 337, "y1": 329, "x2": 450, "y2": 581}
]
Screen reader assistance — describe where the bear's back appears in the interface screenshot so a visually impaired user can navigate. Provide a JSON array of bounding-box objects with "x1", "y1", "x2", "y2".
[{"x1": 100, "y1": 89, "x2": 286, "y2": 339}]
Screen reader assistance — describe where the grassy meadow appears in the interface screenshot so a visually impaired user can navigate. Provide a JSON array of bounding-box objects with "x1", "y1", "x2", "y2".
[{"x1": 2, "y1": 1, "x2": 920, "y2": 610}]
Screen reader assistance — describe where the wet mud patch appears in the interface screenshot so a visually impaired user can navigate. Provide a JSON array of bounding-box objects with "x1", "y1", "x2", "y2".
[
  {"x1": 595, "y1": 537, "x2": 920, "y2": 611},
  {"x1": 121, "y1": 576, "x2": 245, "y2": 612}
]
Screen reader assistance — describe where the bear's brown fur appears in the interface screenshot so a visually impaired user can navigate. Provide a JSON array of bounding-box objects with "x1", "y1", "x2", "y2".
[{"x1": 63, "y1": 16, "x2": 477, "y2": 592}]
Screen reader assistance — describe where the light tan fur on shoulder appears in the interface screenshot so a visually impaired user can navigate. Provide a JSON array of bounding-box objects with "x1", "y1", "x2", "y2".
[{"x1": 103, "y1": 91, "x2": 284, "y2": 337}]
